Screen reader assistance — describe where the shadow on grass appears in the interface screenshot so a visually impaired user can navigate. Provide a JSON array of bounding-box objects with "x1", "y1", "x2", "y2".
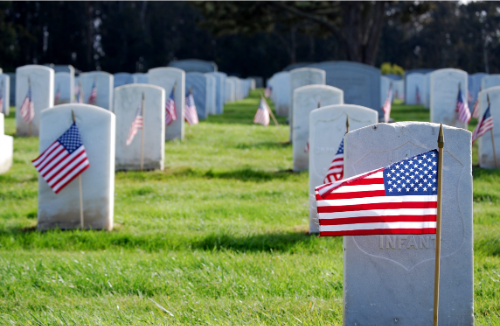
[
  {"x1": 235, "y1": 141, "x2": 291, "y2": 150},
  {"x1": 204, "y1": 168, "x2": 302, "y2": 182},
  {"x1": 475, "y1": 236, "x2": 500, "y2": 257}
]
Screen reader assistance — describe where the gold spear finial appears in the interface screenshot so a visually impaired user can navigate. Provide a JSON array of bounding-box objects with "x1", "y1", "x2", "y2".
[
  {"x1": 317, "y1": 100, "x2": 321, "y2": 108},
  {"x1": 487, "y1": 94, "x2": 491, "y2": 106},
  {"x1": 72, "y1": 109, "x2": 76, "y2": 123},
  {"x1": 438, "y1": 123, "x2": 444, "y2": 149},
  {"x1": 346, "y1": 115, "x2": 350, "y2": 133}
]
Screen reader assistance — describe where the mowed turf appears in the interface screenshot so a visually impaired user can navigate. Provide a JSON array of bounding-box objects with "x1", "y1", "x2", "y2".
[{"x1": 0, "y1": 93, "x2": 498, "y2": 325}]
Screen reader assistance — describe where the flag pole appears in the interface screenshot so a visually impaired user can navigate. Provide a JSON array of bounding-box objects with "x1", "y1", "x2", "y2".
[
  {"x1": 140, "y1": 92, "x2": 145, "y2": 171},
  {"x1": 260, "y1": 92, "x2": 279, "y2": 126},
  {"x1": 433, "y1": 123, "x2": 445, "y2": 326},
  {"x1": 346, "y1": 114, "x2": 349, "y2": 133},
  {"x1": 72, "y1": 110, "x2": 84, "y2": 230},
  {"x1": 487, "y1": 95, "x2": 498, "y2": 169}
]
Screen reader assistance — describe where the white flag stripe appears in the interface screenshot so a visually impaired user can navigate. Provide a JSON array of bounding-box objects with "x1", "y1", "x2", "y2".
[
  {"x1": 320, "y1": 221, "x2": 437, "y2": 232},
  {"x1": 326, "y1": 167, "x2": 343, "y2": 173},
  {"x1": 364, "y1": 172, "x2": 384, "y2": 179},
  {"x1": 320, "y1": 208, "x2": 437, "y2": 220},
  {"x1": 48, "y1": 150, "x2": 88, "y2": 186},
  {"x1": 331, "y1": 183, "x2": 385, "y2": 193},
  {"x1": 33, "y1": 142, "x2": 61, "y2": 166},
  {"x1": 52, "y1": 157, "x2": 90, "y2": 192},
  {"x1": 42, "y1": 147, "x2": 85, "y2": 179},
  {"x1": 38, "y1": 147, "x2": 68, "y2": 175},
  {"x1": 317, "y1": 195, "x2": 438, "y2": 207}
]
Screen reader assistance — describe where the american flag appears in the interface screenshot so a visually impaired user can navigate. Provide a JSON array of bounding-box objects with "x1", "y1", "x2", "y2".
[
  {"x1": 315, "y1": 149, "x2": 439, "y2": 237},
  {"x1": 165, "y1": 88, "x2": 177, "y2": 126},
  {"x1": 323, "y1": 135, "x2": 344, "y2": 184},
  {"x1": 265, "y1": 86, "x2": 272, "y2": 98},
  {"x1": 20, "y1": 83, "x2": 35, "y2": 124},
  {"x1": 184, "y1": 92, "x2": 199, "y2": 125},
  {"x1": 472, "y1": 99, "x2": 480, "y2": 119},
  {"x1": 304, "y1": 141, "x2": 309, "y2": 153},
  {"x1": 471, "y1": 103, "x2": 493, "y2": 144},
  {"x1": 456, "y1": 88, "x2": 471, "y2": 123},
  {"x1": 253, "y1": 97, "x2": 270, "y2": 126},
  {"x1": 32, "y1": 123, "x2": 90, "y2": 194},
  {"x1": 467, "y1": 90, "x2": 473, "y2": 104},
  {"x1": 416, "y1": 85, "x2": 421, "y2": 105},
  {"x1": 382, "y1": 84, "x2": 393, "y2": 123},
  {"x1": 54, "y1": 85, "x2": 61, "y2": 104},
  {"x1": 88, "y1": 80, "x2": 97, "y2": 105},
  {"x1": 126, "y1": 105, "x2": 143, "y2": 146}
]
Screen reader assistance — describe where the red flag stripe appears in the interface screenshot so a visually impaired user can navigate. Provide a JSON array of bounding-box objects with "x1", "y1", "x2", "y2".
[
  {"x1": 319, "y1": 215, "x2": 437, "y2": 226},
  {"x1": 46, "y1": 149, "x2": 87, "y2": 184},
  {"x1": 317, "y1": 201, "x2": 438, "y2": 213},
  {"x1": 54, "y1": 163, "x2": 90, "y2": 194},
  {"x1": 320, "y1": 228, "x2": 436, "y2": 237}
]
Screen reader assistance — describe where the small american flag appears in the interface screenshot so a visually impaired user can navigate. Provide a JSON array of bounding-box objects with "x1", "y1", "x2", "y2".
[
  {"x1": 32, "y1": 123, "x2": 90, "y2": 194},
  {"x1": 382, "y1": 84, "x2": 393, "y2": 123},
  {"x1": 20, "y1": 83, "x2": 35, "y2": 124},
  {"x1": 472, "y1": 99, "x2": 480, "y2": 119},
  {"x1": 456, "y1": 88, "x2": 471, "y2": 123},
  {"x1": 324, "y1": 135, "x2": 344, "y2": 184},
  {"x1": 416, "y1": 85, "x2": 421, "y2": 105},
  {"x1": 304, "y1": 141, "x2": 309, "y2": 153},
  {"x1": 315, "y1": 149, "x2": 439, "y2": 237},
  {"x1": 253, "y1": 97, "x2": 270, "y2": 126},
  {"x1": 184, "y1": 92, "x2": 199, "y2": 125},
  {"x1": 265, "y1": 86, "x2": 272, "y2": 98},
  {"x1": 471, "y1": 103, "x2": 493, "y2": 144},
  {"x1": 54, "y1": 85, "x2": 61, "y2": 104},
  {"x1": 165, "y1": 88, "x2": 177, "y2": 126},
  {"x1": 126, "y1": 105, "x2": 143, "y2": 146},
  {"x1": 467, "y1": 90, "x2": 473, "y2": 104},
  {"x1": 88, "y1": 80, "x2": 97, "y2": 105}
]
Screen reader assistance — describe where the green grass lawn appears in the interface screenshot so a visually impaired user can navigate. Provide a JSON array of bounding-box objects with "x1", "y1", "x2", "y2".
[{"x1": 0, "y1": 92, "x2": 498, "y2": 325}]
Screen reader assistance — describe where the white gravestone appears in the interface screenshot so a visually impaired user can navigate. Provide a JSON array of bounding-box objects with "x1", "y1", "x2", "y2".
[
  {"x1": 133, "y1": 73, "x2": 148, "y2": 84},
  {"x1": 37, "y1": 104, "x2": 115, "y2": 231},
  {"x1": 227, "y1": 77, "x2": 240, "y2": 101},
  {"x1": 0, "y1": 74, "x2": 10, "y2": 115},
  {"x1": 309, "y1": 105, "x2": 378, "y2": 233},
  {"x1": 186, "y1": 72, "x2": 209, "y2": 120},
  {"x1": 114, "y1": 85, "x2": 165, "y2": 170},
  {"x1": 406, "y1": 73, "x2": 426, "y2": 105},
  {"x1": 271, "y1": 72, "x2": 291, "y2": 117},
  {"x1": 0, "y1": 113, "x2": 13, "y2": 174},
  {"x1": 79, "y1": 71, "x2": 114, "y2": 111},
  {"x1": 113, "y1": 73, "x2": 134, "y2": 88},
  {"x1": 208, "y1": 72, "x2": 226, "y2": 113},
  {"x1": 430, "y1": 69, "x2": 468, "y2": 129},
  {"x1": 205, "y1": 74, "x2": 217, "y2": 115},
  {"x1": 342, "y1": 122, "x2": 473, "y2": 325},
  {"x1": 481, "y1": 74, "x2": 500, "y2": 91},
  {"x1": 54, "y1": 72, "x2": 74, "y2": 105},
  {"x1": 477, "y1": 86, "x2": 500, "y2": 169},
  {"x1": 16, "y1": 65, "x2": 54, "y2": 137},
  {"x1": 293, "y1": 85, "x2": 343, "y2": 171},
  {"x1": 7, "y1": 73, "x2": 15, "y2": 106},
  {"x1": 468, "y1": 72, "x2": 487, "y2": 105},
  {"x1": 148, "y1": 67, "x2": 185, "y2": 141},
  {"x1": 393, "y1": 80, "x2": 405, "y2": 100},
  {"x1": 169, "y1": 59, "x2": 217, "y2": 73},
  {"x1": 424, "y1": 73, "x2": 431, "y2": 108},
  {"x1": 380, "y1": 76, "x2": 391, "y2": 107},
  {"x1": 225, "y1": 79, "x2": 235, "y2": 103}
]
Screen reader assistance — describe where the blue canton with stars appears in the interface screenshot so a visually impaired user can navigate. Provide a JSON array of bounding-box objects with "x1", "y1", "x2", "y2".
[
  {"x1": 57, "y1": 123, "x2": 83, "y2": 154},
  {"x1": 336, "y1": 137, "x2": 344, "y2": 155},
  {"x1": 382, "y1": 150, "x2": 438, "y2": 196}
]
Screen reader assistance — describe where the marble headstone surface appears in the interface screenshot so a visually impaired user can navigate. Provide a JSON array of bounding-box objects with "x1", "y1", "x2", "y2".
[
  {"x1": 207, "y1": 72, "x2": 226, "y2": 114},
  {"x1": 205, "y1": 74, "x2": 217, "y2": 115},
  {"x1": 114, "y1": 84, "x2": 165, "y2": 170},
  {"x1": 0, "y1": 74, "x2": 10, "y2": 115},
  {"x1": 248, "y1": 76, "x2": 263, "y2": 88},
  {"x1": 468, "y1": 72, "x2": 487, "y2": 105},
  {"x1": 342, "y1": 122, "x2": 473, "y2": 326},
  {"x1": 227, "y1": 77, "x2": 240, "y2": 101},
  {"x1": 0, "y1": 113, "x2": 13, "y2": 174},
  {"x1": 225, "y1": 78, "x2": 235, "y2": 103},
  {"x1": 481, "y1": 74, "x2": 500, "y2": 90},
  {"x1": 79, "y1": 71, "x2": 114, "y2": 111},
  {"x1": 113, "y1": 73, "x2": 134, "y2": 88},
  {"x1": 44, "y1": 64, "x2": 75, "y2": 75},
  {"x1": 406, "y1": 73, "x2": 426, "y2": 105},
  {"x1": 16, "y1": 65, "x2": 54, "y2": 136},
  {"x1": 169, "y1": 59, "x2": 217, "y2": 73},
  {"x1": 309, "y1": 104, "x2": 378, "y2": 233},
  {"x1": 133, "y1": 73, "x2": 148, "y2": 84},
  {"x1": 148, "y1": 67, "x2": 185, "y2": 141},
  {"x1": 54, "y1": 72, "x2": 74, "y2": 105},
  {"x1": 424, "y1": 73, "x2": 431, "y2": 108},
  {"x1": 293, "y1": 85, "x2": 343, "y2": 171},
  {"x1": 186, "y1": 72, "x2": 209, "y2": 120},
  {"x1": 271, "y1": 72, "x2": 291, "y2": 116},
  {"x1": 309, "y1": 61, "x2": 381, "y2": 115},
  {"x1": 380, "y1": 76, "x2": 391, "y2": 107},
  {"x1": 430, "y1": 68, "x2": 468, "y2": 129},
  {"x1": 477, "y1": 86, "x2": 500, "y2": 169},
  {"x1": 7, "y1": 73, "x2": 15, "y2": 106},
  {"x1": 37, "y1": 104, "x2": 115, "y2": 231},
  {"x1": 393, "y1": 80, "x2": 405, "y2": 100}
]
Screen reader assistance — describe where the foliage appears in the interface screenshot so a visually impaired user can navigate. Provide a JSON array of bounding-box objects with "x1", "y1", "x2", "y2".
[{"x1": 381, "y1": 62, "x2": 405, "y2": 76}]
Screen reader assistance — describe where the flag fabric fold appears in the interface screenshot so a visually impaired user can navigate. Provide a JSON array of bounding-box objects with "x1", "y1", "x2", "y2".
[
  {"x1": 315, "y1": 149, "x2": 439, "y2": 237},
  {"x1": 253, "y1": 98, "x2": 270, "y2": 126},
  {"x1": 471, "y1": 104, "x2": 493, "y2": 144},
  {"x1": 265, "y1": 86, "x2": 272, "y2": 98},
  {"x1": 165, "y1": 88, "x2": 177, "y2": 126},
  {"x1": 472, "y1": 99, "x2": 480, "y2": 119},
  {"x1": 126, "y1": 106, "x2": 143, "y2": 146},
  {"x1": 185, "y1": 93, "x2": 199, "y2": 125},
  {"x1": 20, "y1": 83, "x2": 35, "y2": 124},
  {"x1": 323, "y1": 135, "x2": 345, "y2": 184},
  {"x1": 456, "y1": 88, "x2": 471, "y2": 123},
  {"x1": 382, "y1": 85, "x2": 393, "y2": 123}
]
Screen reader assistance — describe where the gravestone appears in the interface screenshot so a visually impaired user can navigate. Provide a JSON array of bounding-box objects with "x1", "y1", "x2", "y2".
[
  {"x1": 37, "y1": 104, "x2": 115, "y2": 231},
  {"x1": 225, "y1": 78, "x2": 235, "y2": 103},
  {"x1": 289, "y1": 68, "x2": 326, "y2": 140},
  {"x1": 114, "y1": 84, "x2": 165, "y2": 170},
  {"x1": 186, "y1": 72, "x2": 209, "y2": 120},
  {"x1": 309, "y1": 104, "x2": 378, "y2": 233},
  {"x1": 430, "y1": 68, "x2": 468, "y2": 129},
  {"x1": 393, "y1": 80, "x2": 405, "y2": 100},
  {"x1": 380, "y1": 76, "x2": 391, "y2": 107},
  {"x1": 132, "y1": 73, "x2": 148, "y2": 84},
  {"x1": 342, "y1": 122, "x2": 473, "y2": 325},
  {"x1": 384, "y1": 74, "x2": 402, "y2": 81},
  {"x1": 54, "y1": 72, "x2": 74, "y2": 105},
  {"x1": 16, "y1": 65, "x2": 54, "y2": 137},
  {"x1": 148, "y1": 67, "x2": 185, "y2": 140},
  {"x1": 0, "y1": 74, "x2": 10, "y2": 115},
  {"x1": 468, "y1": 72, "x2": 487, "y2": 104},
  {"x1": 7, "y1": 73, "x2": 15, "y2": 106},
  {"x1": 424, "y1": 73, "x2": 431, "y2": 108},
  {"x1": 270, "y1": 72, "x2": 291, "y2": 116},
  {"x1": 169, "y1": 59, "x2": 217, "y2": 73},
  {"x1": 0, "y1": 113, "x2": 13, "y2": 174},
  {"x1": 113, "y1": 73, "x2": 134, "y2": 88},
  {"x1": 293, "y1": 85, "x2": 343, "y2": 171},
  {"x1": 406, "y1": 73, "x2": 426, "y2": 105},
  {"x1": 227, "y1": 77, "x2": 240, "y2": 101},
  {"x1": 248, "y1": 76, "x2": 263, "y2": 88},
  {"x1": 477, "y1": 86, "x2": 500, "y2": 169},
  {"x1": 0, "y1": 68, "x2": 2, "y2": 74},
  {"x1": 79, "y1": 71, "x2": 114, "y2": 111},
  {"x1": 283, "y1": 62, "x2": 313, "y2": 71},
  {"x1": 481, "y1": 74, "x2": 500, "y2": 90},
  {"x1": 43, "y1": 64, "x2": 75, "y2": 75},
  {"x1": 205, "y1": 74, "x2": 217, "y2": 115},
  {"x1": 309, "y1": 61, "x2": 381, "y2": 115},
  {"x1": 207, "y1": 72, "x2": 226, "y2": 114}
]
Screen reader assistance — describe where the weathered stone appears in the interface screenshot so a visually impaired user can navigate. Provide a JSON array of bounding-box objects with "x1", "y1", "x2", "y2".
[
  {"x1": 0, "y1": 74, "x2": 10, "y2": 115},
  {"x1": 113, "y1": 73, "x2": 134, "y2": 88},
  {"x1": 269, "y1": 72, "x2": 290, "y2": 116},
  {"x1": 477, "y1": 86, "x2": 500, "y2": 169},
  {"x1": 205, "y1": 74, "x2": 217, "y2": 115},
  {"x1": 79, "y1": 71, "x2": 114, "y2": 111},
  {"x1": 186, "y1": 72, "x2": 209, "y2": 120},
  {"x1": 207, "y1": 72, "x2": 226, "y2": 114},
  {"x1": 342, "y1": 122, "x2": 473, "y2": 326},
  {"x1": 468, "y1": 72, "x2": 487, "y2": 104},
  {"x1": 54, "y1": 72, "x2": 74, "y2": 105},
  {"x1": 406, "y1": 73, "x2": 427, "y2": 105},
  {"x1": 481, "y1": 74, "x2": 500, "y2": 90},
  {"x1": 132, "y1": 73, "x2": 148, "y2": 84},
  {"x1": 169, "y1": 59, "x2": 217, "y2": 73},
  {"x1": 0, "y1": 113, "x2": 13, "y2": 174},
  {"x1": 37, "y1": 104, "x2": 115, "y2": 231},
  {"x1": 225, "y1": 78, "x2": 235, "y2": 103}
]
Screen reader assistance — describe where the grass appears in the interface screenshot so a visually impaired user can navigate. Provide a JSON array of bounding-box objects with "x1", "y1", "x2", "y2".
[{"x1": 0, "y1": 92, "x2": 499, "y2": 325}]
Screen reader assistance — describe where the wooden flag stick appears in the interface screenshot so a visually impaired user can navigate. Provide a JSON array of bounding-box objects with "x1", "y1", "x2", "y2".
[
  {"x1": 346, "y1": 114, "x2": 350, "y2": 133},
  {"x1": 433, "y1": 123, "x2": 445, "y2": 326},
  {"x1": 72, "y1": 110, "x2": 85, "y2": 230},
  {"x1": 260, "y1": 92, "x2": 279, "y2": 126},
  {"x1": 140, "y1": 92, "x2": 145, "y2": 171}
]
